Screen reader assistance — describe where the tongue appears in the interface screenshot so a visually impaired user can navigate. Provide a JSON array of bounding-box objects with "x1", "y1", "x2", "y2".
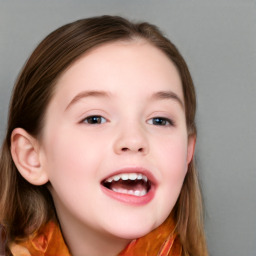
[{"x1": 109, "y1": 180, "x2": 147, "y2": 192}]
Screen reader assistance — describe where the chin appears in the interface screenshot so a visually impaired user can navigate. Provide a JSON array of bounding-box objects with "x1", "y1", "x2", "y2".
[{"x1": 103, "y1": 218, "x2": 160, "y2": 240}]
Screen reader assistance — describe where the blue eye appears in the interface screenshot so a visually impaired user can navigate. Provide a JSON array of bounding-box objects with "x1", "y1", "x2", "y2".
[
  {"x1": 148, "y1": 117, "x2": 174, "y2": 126},
  {"x1": 82, "y1": 116, "x2": 107, "y2": 124}
]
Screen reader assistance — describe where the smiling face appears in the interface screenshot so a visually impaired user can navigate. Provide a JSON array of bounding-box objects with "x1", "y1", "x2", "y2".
[{"x1": 38, "y1": 40, "x2": 195, "y2": 252}]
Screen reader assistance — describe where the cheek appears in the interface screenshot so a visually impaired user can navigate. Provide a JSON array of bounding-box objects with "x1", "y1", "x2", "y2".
[
  {"x1": 42, "y1": 126, "x2": 111, "y2": 191},
  {"x1": 153, "y1": 133, "x2": 188, "y2": 211},
  {"x1": 146, "y1": 132, "x2": 187, "y2": 224},
  {"x1": 157, "y1": 132, "x2": 188, "y2": 173},
  {"x1": 42, "y1": 129, "x2": 99, "y2": 209}
]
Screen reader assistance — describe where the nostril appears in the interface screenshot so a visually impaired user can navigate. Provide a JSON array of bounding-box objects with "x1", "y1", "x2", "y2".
[{"x1": 121, "y1": 147, "x2": 144, "y2": 152}]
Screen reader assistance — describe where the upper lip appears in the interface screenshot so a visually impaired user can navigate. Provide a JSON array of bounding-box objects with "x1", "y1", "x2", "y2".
[{"x1": 100, "y1": 167, "x2": 158, "y2": 186}]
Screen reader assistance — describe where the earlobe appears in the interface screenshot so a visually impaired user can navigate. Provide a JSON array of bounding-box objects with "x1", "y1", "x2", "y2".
[
  {"x1": 187, "y1": 134, "x2": 196, "y2": 165},
  {"x1": 11, "y1": 128, "x2": 49, "y2": 185}
]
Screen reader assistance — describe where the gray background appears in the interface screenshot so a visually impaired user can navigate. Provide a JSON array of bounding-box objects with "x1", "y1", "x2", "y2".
[{"x1": 0, "y1": 1, "x2": 255, "y2": 255}]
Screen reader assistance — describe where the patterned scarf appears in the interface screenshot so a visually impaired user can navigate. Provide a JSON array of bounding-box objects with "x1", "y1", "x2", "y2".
[{"x1": 9, "y1": 215, "x2": 181, "y2": 256}]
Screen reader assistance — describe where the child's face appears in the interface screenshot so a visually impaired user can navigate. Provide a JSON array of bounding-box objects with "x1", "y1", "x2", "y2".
[{"x1": 39, "y1": 41, "x2": 195, "y2": 240}]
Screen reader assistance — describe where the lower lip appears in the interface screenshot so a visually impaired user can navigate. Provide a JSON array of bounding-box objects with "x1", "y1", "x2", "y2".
[{"x1": 101, "y1": 185, "x2": 155, "y2": 205}]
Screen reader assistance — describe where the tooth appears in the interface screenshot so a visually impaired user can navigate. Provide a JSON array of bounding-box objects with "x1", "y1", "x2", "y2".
[
  {"x1": 141, "y1": 190, "x2": 147, "y2": 196},
  {"x1": 134, "y1": 190, "x2": 140, "y2": 196},
  {"x1": 106, "y1": 177, "x2": 113, "y2": 182},
  {"x1": 112, "y1": 188, "x2": 128, "y2": 194},
  {"x1": 142, "y1": 175, "x2": 148, "y2": 182},
  {"x1": 112, "y1": 187, "x2": 148, "y2": 197},
  {"x1": 137, "y1": 174, "x2": 143, "y2": 180},
  {"x1": 128, "y1": 173, "x2": 137, "y2": 180},
  {"x1": 113, "y1": 175, "x2": 121, "y2": 181},
  {"x1": 121, "y1": 174, "x2": 129, "y2": 180}
]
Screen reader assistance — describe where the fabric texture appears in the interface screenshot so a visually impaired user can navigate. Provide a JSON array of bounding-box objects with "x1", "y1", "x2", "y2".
[{"x1": 9, "y1": 215, "x2": 181, "y2": 256}]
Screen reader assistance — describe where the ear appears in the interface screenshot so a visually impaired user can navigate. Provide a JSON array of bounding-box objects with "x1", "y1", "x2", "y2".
[
  {"x1": 187, "y1": 134, "x2": 196, "y2": 165},
  {"x1": 11, "y1": 128, "x2": 49, "y2": 185}
]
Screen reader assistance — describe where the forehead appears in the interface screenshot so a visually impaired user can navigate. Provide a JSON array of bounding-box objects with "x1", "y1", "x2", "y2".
[{"x1": 53, "y1": 40, "x2": 184, "y2": 103}]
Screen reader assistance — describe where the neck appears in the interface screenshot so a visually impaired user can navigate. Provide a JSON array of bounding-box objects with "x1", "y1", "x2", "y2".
[
  {"x1": 62, "y1": 222, "x2": 130, "y2": 256},
  {"x1": 54, "y1": 204, "x2": 131, "y2": 256}
]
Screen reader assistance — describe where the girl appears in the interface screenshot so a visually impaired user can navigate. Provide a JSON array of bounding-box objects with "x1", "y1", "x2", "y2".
[{"x1": 0, "y1": 16, "x2": 208, "y2": 256}]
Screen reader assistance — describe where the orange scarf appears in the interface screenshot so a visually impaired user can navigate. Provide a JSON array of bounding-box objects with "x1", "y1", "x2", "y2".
[{"x1": 9, "y1": 215, "x2": 181, "y2": 256}]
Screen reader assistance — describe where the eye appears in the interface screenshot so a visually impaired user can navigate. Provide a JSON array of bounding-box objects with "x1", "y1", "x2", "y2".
[
  {"x1": 82, "y1": 115, "x2": 107, "y2": 124},
  {"x1": 148, "y1": 117, "x2": 174, "y2": 126}
]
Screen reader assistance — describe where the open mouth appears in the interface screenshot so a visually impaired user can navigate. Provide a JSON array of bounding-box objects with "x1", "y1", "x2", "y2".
[{"x1": 101, "y1": 173, "x2": 151, "y2": 197}]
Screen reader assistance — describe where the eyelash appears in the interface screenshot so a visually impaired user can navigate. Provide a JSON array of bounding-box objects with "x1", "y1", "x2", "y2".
[
  {"x1": 82, "y1": 115, "x2": 107, "y2": 124},
  {"x1": 147, "y1": 117, "x2": 175, "y2": 126},
  {"x1": 81, "y1": 115, "x2": 174, "y2": 127}
]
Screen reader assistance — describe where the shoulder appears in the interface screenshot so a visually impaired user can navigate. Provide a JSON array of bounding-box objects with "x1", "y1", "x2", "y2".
[{"x1": 9, "y1": 221, "x2": 71, "y2": 256}]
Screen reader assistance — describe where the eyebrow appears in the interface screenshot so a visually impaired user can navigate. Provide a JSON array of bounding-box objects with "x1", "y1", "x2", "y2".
[
  {"x1": 65, "y1": 90, "x2": 111, "y2": 111},
  {"x1": 65, "y1": 89, "x2": 184, "y2": 111},
  {"x1": 151, "y1": 91, "x2": 184, "y2": 109}
]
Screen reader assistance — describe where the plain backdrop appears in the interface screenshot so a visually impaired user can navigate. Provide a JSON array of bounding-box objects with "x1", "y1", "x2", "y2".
[{"x1": 0, "y1": 1, "x2": 256, "y2": 255}]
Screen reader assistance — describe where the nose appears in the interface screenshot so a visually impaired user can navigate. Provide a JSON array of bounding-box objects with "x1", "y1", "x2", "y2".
[{"x1": 113, "y1": 123, "x2": 149, "y2": 155}]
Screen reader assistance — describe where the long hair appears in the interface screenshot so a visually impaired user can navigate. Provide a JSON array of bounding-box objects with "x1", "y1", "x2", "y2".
[{"x1": 0, "y1": 15, "x2": 207, "y2": 255}]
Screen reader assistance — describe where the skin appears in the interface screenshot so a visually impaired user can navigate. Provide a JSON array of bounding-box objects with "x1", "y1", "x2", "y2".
[{"x1": 11, "y1": 40, "x2": 195, "y2": 256}]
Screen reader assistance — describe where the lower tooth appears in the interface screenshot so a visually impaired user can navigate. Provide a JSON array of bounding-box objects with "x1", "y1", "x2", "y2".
[
  {"x1": 134, "y1": 190, "x2": 140, "y2": 196},
  {"x1": 112, "y1": 188, "x2": 147, "y2": 196},
  {"x1": 141, "y1": 190, "x2": 147, "y2": 196}
]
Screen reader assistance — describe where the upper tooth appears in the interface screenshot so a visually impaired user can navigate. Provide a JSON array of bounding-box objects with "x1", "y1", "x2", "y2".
[
  {"x1": 128, "y1": 173, "x2": 137, "y2": 180},
  {"x1": 113, "y1": 175, "x2": 121, "y2": 181},
  {"x1": 106, "y1": 177, "x2": 113, "y2": 182},
  {"x1": 120, "y1": 174, "x2": 129, "y2": 180},
  {"x1": 105, "y1": 173, "x2": 148, "y2": 182},
  {"x1": 137, "y1": 174, "x2": 143, "y2": 180},
  {"x1": 142, "y1": 176, "x2": 148, "y2": 182}
]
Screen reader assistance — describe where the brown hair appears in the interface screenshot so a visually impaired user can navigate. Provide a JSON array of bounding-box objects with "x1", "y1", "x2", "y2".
[{"x1": 0, "y1": 15, "x2": 207, "y2": 255}]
